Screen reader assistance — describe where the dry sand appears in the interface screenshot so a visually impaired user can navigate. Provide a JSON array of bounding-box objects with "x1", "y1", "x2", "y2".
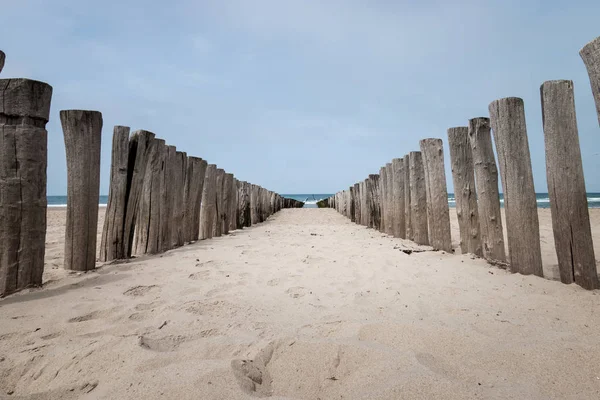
[{"x1": 1, "y1": 208, "x2": 600, "y2": 399}]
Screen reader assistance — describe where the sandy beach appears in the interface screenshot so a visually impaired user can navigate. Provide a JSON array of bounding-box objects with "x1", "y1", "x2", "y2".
[{"x1": 1, "y1": 207, "x2": 600, "y2": 399}]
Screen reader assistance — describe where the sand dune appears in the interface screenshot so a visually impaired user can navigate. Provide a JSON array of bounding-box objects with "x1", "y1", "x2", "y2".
[{"x1": 1, "y1": 208, "x2": 600, "y2": 399}]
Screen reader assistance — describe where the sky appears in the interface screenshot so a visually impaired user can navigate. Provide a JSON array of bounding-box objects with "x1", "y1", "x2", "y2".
[{"x1": 2, "y1": 0, "x2": 600, "y2": 195}]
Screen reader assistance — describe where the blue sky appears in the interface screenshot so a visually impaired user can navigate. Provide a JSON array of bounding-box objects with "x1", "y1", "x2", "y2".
[{"x1": 2, "y1": 0, "x2": 600, "y2": 195}]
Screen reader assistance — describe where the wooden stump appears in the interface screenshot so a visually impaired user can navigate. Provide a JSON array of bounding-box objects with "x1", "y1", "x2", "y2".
[
  {"x1": 171, "y1": 151, "x2": 187, "y2": 248},
  {"x1": 200, "y1": 164, "x2": 217, "y2": 239},
  {"x1": 0, "y1": 78, "x2": 52, "y2": 296},
  {"x1": 61, "y1": 110, "x2": 103, "y2": 270},
  {"x1": 447, "y1": 127, "x2": 482, "y2": 256},
  {"x1": 489, "y1": 97, "x2": 543, "y2": 276},
  {"x1": 541, "y1": 80, "x2": 599, "y2": 289},
  {"x1": 420, "y1": 139, "x2": 452, "y2": 252},
  {"x1": 222, "y1": 173, "x2": 234, "y2": 234},
  {"x1": 368, "y1": 174, "x2": 381, "y2": 230},
  {"x1": 134, "y1": 139, "x2": 165, "y2": 255},
  {"x1": 391, "y1": 158, "x2": 406, "y2": 239},
  {"x1": 403, "y1": 154, "x2": 413, "y2": 240},
  {"x1": 0, "y1": 51, "x2": 5, "y2": 74},
  {"x1": 123, "y1": 130, "x2": 155, "y2": 257},
  {"x1": 100, "y1": 126, "x2": 130, "y2": 262},
  {"x1": 580, "y1": 36, "x2": 600, "y2": 127},
  {"x1": 409, "y1": 151, "x2": 428, "y2": 245},
  {"x1": 184, "y1": 157, "x2": 207, "y2": 243}
]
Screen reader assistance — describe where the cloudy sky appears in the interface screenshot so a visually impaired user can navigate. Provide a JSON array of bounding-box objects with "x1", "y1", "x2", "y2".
[{"x1": 2, "y1": 0, "x2": 600, "y2": 195}]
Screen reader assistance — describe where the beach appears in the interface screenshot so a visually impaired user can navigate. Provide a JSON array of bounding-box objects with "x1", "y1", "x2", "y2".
[{"x1": 1, "y1": 207, "x2": 600, "y2": 399}]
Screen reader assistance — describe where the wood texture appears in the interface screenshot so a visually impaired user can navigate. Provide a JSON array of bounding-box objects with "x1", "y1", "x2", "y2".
[
  {"x1": 409, "y1": 151, "x2": 428, "y2": 245},
  {"x1": 183, "y1": 156, "x2": 207, "y2": 243},
  {"x1": 159, "y1": 145, "x2": 176, "y2": 252},
  {"x1": 213, "y1": 169, "x2": 225, "y2": 237},
  {"x1": 489, "y1": 97, "x2": 543, "y2": 276},
  {"x1": 541, "y1": 80, "x2": 598, "y2": 289},
  {"x1": 237, "y1": 181, "x2": 251, "y2": 228},
  {"x1": 61, "y1": 110, "x2": 103, "y2": 270},
  {"x1": 221, "y1": 173, "x2": 234, "y2": 234},
  {"x1": 200, "y1": 164, "x2": 217, "y2": 240},
  {"x1": 403, "y1": 154, "x2": 413, "y2": 241},
  {"x1": 360, "y1": 180, "x2": 368, "y2": 226},
  {"x1": 368, "y1": 174, "x2": 381, "y2": 230},
  {"x1": 447, "y1": 127, "x2": 482, "y2": 256},
  {"x1": 391, "y1": 158, "x2": 406, "y2": 239},
  {"x1": 353, "y1": 183, "x2": 360, "y2": 224},
  {"x1": 385, "y1": 163, "x2": 394, "y2": 235},
  {"x1": 230, "y1": 178, "x2": 239, "y2": 231},
  {"x1": 100, "y1": 126, "x2": 130, "y2": 262},
  {"x1": 171, "y1": 151, "x2": 187, "y2": 248},
  {"x1": 580, "y1": 36, "x2": 600, "y2": 127},
  {"x1": 123, "y1": 130, "x2": 155, "y2": 257},
  {"x1": 0, "y1": 51, "x2": 5, "y2": 74},
  {"x1": 468, "y1": 118, "x2": 505, "y2": 263},
  {"x1": 379, "y1": 167, "x2": 386, "y2": 233},
  {"x1": 0, "y1": 78, "x2": 52, "y2": 296}
]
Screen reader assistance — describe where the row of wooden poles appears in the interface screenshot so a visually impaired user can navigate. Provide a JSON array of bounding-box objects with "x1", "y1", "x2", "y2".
[
  {"x1": 0, "y1": 51, "x2": 303, "y2": 297},
  {"x1": 325, "y1": 35, "x2": 600, "y2": 291}
]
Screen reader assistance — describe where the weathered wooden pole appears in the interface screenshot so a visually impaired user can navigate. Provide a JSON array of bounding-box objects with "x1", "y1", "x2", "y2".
[
  {"x1": 123, "y1": 130, "x2": 155, "y2": 257},
  {"x1": 468, "y1": 118, "x2": 506, "y2": 263},
  {"x1": 134, "y1": 139, "x2": 165, "y2": 255},
  {"x1": 171, "y1": 151, "x2": 187, "y2": 248},
  {"x1": 238, "y1": 181, "x2": 251, "y2": 228},
  {"x1": 250, "y1": 184, "x2": 258, "y2": 225},
  {"x1": 213, "y1": 168, "x2": 225, "y2": 236},
  {"x1": 183, "y1": 156, "x2": 207, "y2": 243},
  {"x1": 489, "y1": 97, "x2": 543, "y2": 276},
  {"x1": 403, "y1": 154, "x2": 412, "y2": 240},
  {"x1": 200, "y1": 164, "x2": 217, "y2": 239},
  {"x1": 100, "y1": 126, "x2": 130, "y2": 262},
  {"x1": 379, "y1": 167, "x2": 387, "y2": 232},
  {"x1": 349, "y1": 186, "x2": 356, "y2": 222},
  {"x1": 61, "y1": 110, "x2": 103, "y2": 270},
  {"x1": 0, "y1": 51, "x2": 5, "y2": 73},
  {"x1": 580, "y1": 36, "x2": 600, "y2": 127},
  {"x1": 361, "y1": 179, "x2": 371, "y2": 227},
  {"x1": 353, "y1": 183, "x2": 361, "y2": 224},
  {"x1": 0, "y1": 78, "x2": 52, "y2": 296},
  {"x1": 230, "y1": 177, "x2": 239, "y2": 231},
  {"x1": 541, "y1": 80, "x2": 599, "y2": 289},
  {"x1": 409, "y1": 151, "x2": 428, "y2": 245},
  {"x1": 420, "y1": 139, "x2": 452, "y2": 252},
  {"x1": 447, "y1": 127, "x2": 482, "y2": 256},
  {"x1": 222, "y1": 173, "x2": 234, "y2": 234},
  {"x1": 160, "y1": 145, "x2": 176, "y2": 252},
  {"x1": 385, "y1": 163, "x2": 394, "y2": 235},
  {"x1": 391, "y1": 158, "x2": 406, "y2": 238},
  {"x1": 368, "y1": 174, "x2": 381, "y2": 230}
]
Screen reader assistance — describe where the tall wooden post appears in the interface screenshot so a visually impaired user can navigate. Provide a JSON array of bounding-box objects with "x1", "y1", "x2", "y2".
[
  {"x1": 385, "y1": 163, "x2": 394, "y2": 235},
  {"x1": 489, "y1": 97, "x2": 543, "y2": 276},
  {"x1": 353, "y1": 183, "x2": 361, "y2": 224},
  {"x1": 468, "y1": 118, "x2": 505, "y2": 263},
  {"x1": 379, "y1": 167, "x2": 387, "y2": 232},
  {"x1": 213, "y1": 168, "x2": 225, "y2": 236},
  {"x1": 447, "y1": 127, "x2": 482, "y2": 256},
  {"x1": 409, "y1": 151, "x2": 428, "y2": 245},
  {"x1": 171, "y1": 151, "x2": 187, "y2": 248},
  {"x1": 123, "y1": 130, "x2": 155, "y2": 257},
  {"x1": 200, "y1": 164, "x2": 217, "y2": 239},
  {"x1": 250, "y1": 184, "x2": 258, "y2": 225},
  {"x1": 403, "y1": 154, "x2": 412, "y2": 240},
  {"x1": 368, "y1": 174, "x2": 381, "y2": 230},
  {"x1": 580, "y1": 36, "x2": 600, "y2": 127},
  {"x1": 541, "y1": 80, "x2": 599, "y2": 289},
  {"x1": 100, "y1": 126, "x2": 130, "y2": 262},
  {"x1": 160, "y1": 145, "x2": 176, "y2": 252},
  {"x1": 349, "y1": 186, "x2": 356, "y2": 222},
  {"x1": 230, "y1": 177, "x2": 239, "y2": 231},
  {"x1": 0, "y1": 78, "x2": 52, "y2": 296},
  {"x1": 61, "y1": 110, "x2": 103, "y2": 270},
  {"x1": 391, "y1": 158, "x2": 406, "y2": 239},
  {"x1": 238, "y1": 181, "x2": 251, "y2": 228},
  {"x1": 420, "y1": 139, "x2": 452, "y2": 252},
  {"x1": 222, "y1": 173, "x2": 234, "y2": 234},
  {"x1": 184, "y1": 156, "x2": 207, "y2": 243}
]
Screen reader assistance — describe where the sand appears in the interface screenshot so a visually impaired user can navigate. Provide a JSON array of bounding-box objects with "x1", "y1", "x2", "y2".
[{"x1": 1, "y1": 207, "x2": 600, "y2": 399}]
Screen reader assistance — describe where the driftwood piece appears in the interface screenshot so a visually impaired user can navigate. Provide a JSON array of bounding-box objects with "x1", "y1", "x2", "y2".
[
  {"x1": 403, "y1": 154, "x2": 412, "y2": 241},
  {"x1": 0, "y1": 78, "x2": 52, "y2": 296},
  {"x1": 580, "y1": 36, "x2": 600, "y2": 127},
  {"x1": 489, "y1": 97, "x2": 543, "y2": 277},
  {"x1": 171, "y1": 151, "x2": 187, "y2": 248},
  {"x1": 61, "y1": 110, "x2": 103, "y2": 270},
  {"x1": 183, "y1": 156, "x2": 207, "y2": 243},
  {"x1": 468, "y1": 118, "x2": 506, "y2": 263},
  {"x1": 409, "y1": 151, "x2": 428, "y2": 245},
  {"x1": 200, "y1": 164, "x2": 217, "y2": 239},
  {"x1": 447, "y1": 128, "x2": 482, "y2": 256},
  {"x1": 541, "y1": 80, "x2": 598, "y2": 289},
  {"x1": 391, "y1": 158, "x2": 406, "y2": 239},
  {"x1": 100, "y1": 126, "x2": 130, "y2": 262}
]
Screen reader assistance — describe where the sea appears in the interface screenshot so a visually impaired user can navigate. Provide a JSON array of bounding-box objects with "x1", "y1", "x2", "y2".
[{"x1": 47, "y1": 193, "x2": 600, "y2": 209}]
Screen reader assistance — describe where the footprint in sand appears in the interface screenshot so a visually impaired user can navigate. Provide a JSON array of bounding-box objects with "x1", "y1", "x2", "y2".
[
  {"x1": 286, "y1": 286, "x2": 308, "y2": 298},
  {"x1": 138, "y1": 334, "x2": 188, "y2": 352},
  {"x1": 123, "y1": 285, "x2": 159, "y2": 297}
]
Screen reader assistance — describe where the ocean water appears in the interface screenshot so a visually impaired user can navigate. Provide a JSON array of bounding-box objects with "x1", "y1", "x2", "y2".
[{"x1": 47, "y1": 193, "x2": 600, "y2": 209}]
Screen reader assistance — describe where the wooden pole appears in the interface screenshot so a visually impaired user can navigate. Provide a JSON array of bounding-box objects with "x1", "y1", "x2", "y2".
[
  {"x1": 61, "y1": 110, "x2": 103, "y2": 270},
  {"x1": 385, "y1": 163, "x2": 394, "y2": 235},
  {"x1": 368, "y1": 174, "x2": 381, "y2": 230},
  {"x1": 580, "y1": 36, "x2": 600, "y2": 127},
  {"x1": 447, "y1": 127, "x2": 482, "y2": 256},
  {"x1": 403, "y1": 154, "x2": 412, "y2": 240},
  {"x1": 0, "y1": 78, "x2": 52, "y2": 296},
  {"x1": 184, "y1": 156, "x2": 207, "y2": 243},
  {"x1": 222, "y1": 173, "x2": 234, "y2": 234},
  {"x1": 468, "y1": 118, "x2": 506, "y2": 263},
  {"x1": 250, "y1": 184, "x2": 258, "y2": 225},
  {"x1": 379, "y1": 167, "x2": 386, "y2": 232},
  {"x1": 420, "y1": 139, "x2": 452, "y2": 252},
  {"x1": 213, "y1": 168, "x2": 225, "y2": 236},
  {"x1": 489, "y1": 97, "x2": 543, "y2": 276},
  {"x1": 123, "y1": 130, "x2": 155, "y2": 257},
  {"x1": 200, "y1": 164, "x2": 217, "y2": 239},
  {"x1": 160, "y1": 145, "x2": 176, "y2": 252},
  {"x1": 171, "y1": 151, "x2": 187, "y2": 248},
  {"x1": 100, "y1": 126, "x2": 130, "y2": 262},
  {"x1": 353, "y1": 183, "x2": 360, "y2": 224},
  {"x1": 238, "y1": 181, "x2": 251, "y2": 228},
  {"x1": 409, "y1": 151, "x2": 428, "y2": 245},
  {"x1": 391, "y1": 158, "x2": 406, "y2": 238},
  {"x1": 362, "y1": 179, "x2": 371, "y2": 227},
  {"x1": 230, "y1": 177, "x2": 239, "y2": 231},
  {"x1": 541, "y1": 80, "x2": 599, "y2": 289},
  {"x1": 0, "y1": 50, "x2": 5, "y2": 73}
]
